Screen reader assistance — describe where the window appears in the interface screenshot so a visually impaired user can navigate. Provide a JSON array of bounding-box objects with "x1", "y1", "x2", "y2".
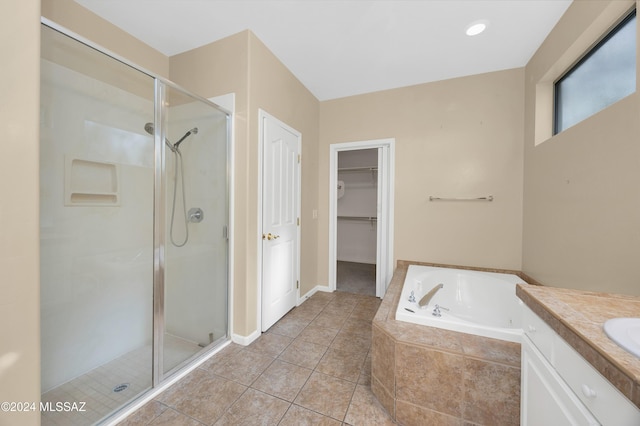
[{"x1": 554, "y1": 9, "x2": 636, "y2": 134}]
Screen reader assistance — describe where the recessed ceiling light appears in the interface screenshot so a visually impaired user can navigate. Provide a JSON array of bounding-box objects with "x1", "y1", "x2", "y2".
[{"x1": 466, "y1": 20, "x2": 489, "y2": 36}]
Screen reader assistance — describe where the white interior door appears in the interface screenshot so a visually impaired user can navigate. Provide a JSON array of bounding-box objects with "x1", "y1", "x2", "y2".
[{"x1": 261, "y1": 111, "x2": 301, "y2": 331}]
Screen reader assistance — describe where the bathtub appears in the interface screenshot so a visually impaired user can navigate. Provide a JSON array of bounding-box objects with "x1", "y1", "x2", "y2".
[{"x1": 395, "y1": 265, "x2": 528, "y2": 343}]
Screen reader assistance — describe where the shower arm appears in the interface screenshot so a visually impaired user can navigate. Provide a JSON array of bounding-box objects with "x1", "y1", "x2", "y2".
[
  {"x1": 143, "y1": 123, "x2": 198, "y2": 152},
  {"x1": 173, "y1": 128, "x2": 198, "y2": 149}
]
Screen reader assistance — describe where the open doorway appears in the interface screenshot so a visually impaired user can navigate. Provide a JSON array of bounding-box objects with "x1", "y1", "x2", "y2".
[
  {"x1": 336, "y1": 149, "x2": 378, "y2": 295},
  {"x1": 329, "y1": 139, "x2": 394, "y2": 298}
]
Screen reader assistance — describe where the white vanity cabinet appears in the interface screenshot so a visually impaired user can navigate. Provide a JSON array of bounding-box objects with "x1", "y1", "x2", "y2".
[
  {"x1": 521, "y1": 327, "x2": 598, "y2": 425},
  {"x1": 521, "y1": 305, "x2": 640, "y2": 426}
]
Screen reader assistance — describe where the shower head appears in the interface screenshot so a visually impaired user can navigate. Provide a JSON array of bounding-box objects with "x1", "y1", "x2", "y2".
[
  {"x1": 144, "y1": 122, "x2": 175, "y2": 152},
  {"x1": 174, "y1": 127, "x2": 198, "y2": 149}
]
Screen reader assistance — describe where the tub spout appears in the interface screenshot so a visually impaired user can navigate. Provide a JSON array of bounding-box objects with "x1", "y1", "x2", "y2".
[{"x1": 419, "y1": 283, "x2": 443, "y2": 307}]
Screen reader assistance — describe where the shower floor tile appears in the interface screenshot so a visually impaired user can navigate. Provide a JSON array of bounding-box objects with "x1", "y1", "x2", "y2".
[{"x1": 41, "y1": 334, "x2": 200, "y2": 426}]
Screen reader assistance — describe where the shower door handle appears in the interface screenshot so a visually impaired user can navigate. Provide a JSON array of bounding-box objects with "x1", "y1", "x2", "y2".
[{"x1": 262, "y1": 233, "x2": 280, "y2": 240}]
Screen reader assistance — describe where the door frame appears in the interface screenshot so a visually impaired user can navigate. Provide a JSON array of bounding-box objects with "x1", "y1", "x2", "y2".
[
  {"x1": 329, "y1": 139, "x2": 395, "y2": 298},
  {"x1": 208, "y1": 94, "x2": 234, "y2": 344},
  {"x1": 257, "y1": 109, "x2": 302, "y2": 332}
]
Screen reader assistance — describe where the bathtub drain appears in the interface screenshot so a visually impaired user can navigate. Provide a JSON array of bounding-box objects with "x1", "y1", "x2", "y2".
[{"x1": 113, "y1": 383, "x2": 129, "y2": 393}]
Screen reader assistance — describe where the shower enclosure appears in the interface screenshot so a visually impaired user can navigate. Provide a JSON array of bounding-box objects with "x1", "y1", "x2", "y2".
[{"x1": 39, "y1": 23, "x2": 230, "y2": 425}]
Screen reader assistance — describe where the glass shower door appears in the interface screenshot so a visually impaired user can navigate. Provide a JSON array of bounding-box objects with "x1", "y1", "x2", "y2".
[
  {"x1": 159, "y1": 85, "x2": 229, "y2": 375},
  {"x1": 40, "y1": 25, "x2": 155, "y2": 425}
]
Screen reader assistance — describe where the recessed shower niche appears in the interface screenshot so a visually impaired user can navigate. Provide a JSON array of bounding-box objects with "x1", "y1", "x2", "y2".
[
  {"x1": 40, "y1": 22, "x2": 230, "y2": 425},
  {"x1": 65, "y1": 157, "x2": 120, "y2": 206}
]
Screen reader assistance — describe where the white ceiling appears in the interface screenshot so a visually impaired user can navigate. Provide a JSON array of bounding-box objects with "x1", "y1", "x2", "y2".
[{"x1": 74, "y1": 0, "x2": 572, "y2": 101}]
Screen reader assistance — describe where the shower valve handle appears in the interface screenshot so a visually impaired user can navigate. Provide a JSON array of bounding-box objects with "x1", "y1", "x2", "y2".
[
  {"x1": 188, "y1": 207, "x2": 204, "y2": 223},
  {"x1": 262, "y1": 233, "x2": 280, "y2": 241}
]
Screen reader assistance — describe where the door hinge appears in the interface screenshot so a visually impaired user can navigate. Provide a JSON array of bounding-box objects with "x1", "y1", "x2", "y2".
[
  {"x1": 296, "y1": 280, "x2": 299, "y2": 289},
  {"x1": 297, "y1": 217, "x2": 300, "y2": 226},
  {"x1": 297, "y1": 154, "x2": 301, "y2": 163}
]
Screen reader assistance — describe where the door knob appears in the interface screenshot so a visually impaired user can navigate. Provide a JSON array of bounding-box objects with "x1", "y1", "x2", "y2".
[{"x1": 262, "y1": 233, "x2": 280, "y2": 240}]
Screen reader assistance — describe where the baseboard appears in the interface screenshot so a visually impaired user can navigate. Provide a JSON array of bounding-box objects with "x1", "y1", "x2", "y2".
[
  {"x1": 298, "y1": 284, "x2": 332, "y2": 305},
  {"x1": 231, "y1": 329, "x2": 261, "y2": 346},
  {"x1": 233, "y1": 286, "x2": 333, "y2": 346}
]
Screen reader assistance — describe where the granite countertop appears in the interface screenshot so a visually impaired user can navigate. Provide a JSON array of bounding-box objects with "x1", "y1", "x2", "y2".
[{"x1": 516, "y1": 284, "x2": 640, "y2": 409}]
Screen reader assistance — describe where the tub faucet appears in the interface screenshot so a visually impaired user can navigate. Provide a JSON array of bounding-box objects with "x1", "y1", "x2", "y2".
[
  {"x1": 419, "y1": 283, "x2": 443, "y2": 307},
  {"x1": 432, "y1": 304, "x2": 449, "y2": 317}
]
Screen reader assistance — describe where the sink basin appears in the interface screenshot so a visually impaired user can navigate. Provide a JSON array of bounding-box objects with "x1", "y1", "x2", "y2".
[{"x1": 603, "y1": 318, "x2": 640, "y2": 358}]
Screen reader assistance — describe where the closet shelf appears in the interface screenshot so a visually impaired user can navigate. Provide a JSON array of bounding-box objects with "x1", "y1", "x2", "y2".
[{"x1": 341, "y1": 181, "x2": 377, "y2": 188}]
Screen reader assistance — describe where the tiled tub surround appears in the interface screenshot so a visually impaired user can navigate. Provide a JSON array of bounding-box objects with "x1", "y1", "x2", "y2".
[
  {"x1": 372, "y1": 261, "x2": 523, "y2": 425},
  {"x1": 517, "y1": 284, "x2": 640, "y2": 411}
]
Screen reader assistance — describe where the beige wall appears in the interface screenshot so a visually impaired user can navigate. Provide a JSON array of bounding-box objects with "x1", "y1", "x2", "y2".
[
  {"x1": 0, "y1": 1, "x2": 41, "y2": 425},
  {"x1": 318, "y1": 69, "x2": 525, "y2": 286},
  {"x1": 523, "y1": 0, "x2": 640, "y2": 296},
  {"x1": 41, "y1": 0, "x2": 169, "y2": 77}
]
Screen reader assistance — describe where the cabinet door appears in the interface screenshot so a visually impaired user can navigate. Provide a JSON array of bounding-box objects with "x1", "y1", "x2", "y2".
[{"x1": 521, "y1": 337, "x2": 599, "y2": 426}]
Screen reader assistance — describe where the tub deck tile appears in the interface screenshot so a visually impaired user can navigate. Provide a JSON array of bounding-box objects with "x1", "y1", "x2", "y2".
[
  {"x1": 396, "y1": 400, "x2": 463, "y2": 426},
  {"x1": 463, "y1": 358, "x2": 520, "y2": 425},
  {"x1": 395, "y1": 342, "x2": 465, "y2": 418},
  {"x1": 371, "y1": 376, "x2": 395, "y2": 419},
  {"x1": 371, "y1": 323, "x2": 396, "y2": 395}
]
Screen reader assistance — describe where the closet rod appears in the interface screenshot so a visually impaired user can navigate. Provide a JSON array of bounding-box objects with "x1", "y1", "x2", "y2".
[
  {"x1": 337, "y1": 215, "x2": 377, "y2": 222},
  {"x1": 337, "y1": 166, "x2": 378, "y2": 172},
  {"x1": 429, "y1": 195, "x2": 494, "y2": 202}
]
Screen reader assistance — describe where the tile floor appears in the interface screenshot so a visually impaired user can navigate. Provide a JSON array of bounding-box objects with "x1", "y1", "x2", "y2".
[{"x1": 118, "y1": 291, "x2": 396, "y2": 425}]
